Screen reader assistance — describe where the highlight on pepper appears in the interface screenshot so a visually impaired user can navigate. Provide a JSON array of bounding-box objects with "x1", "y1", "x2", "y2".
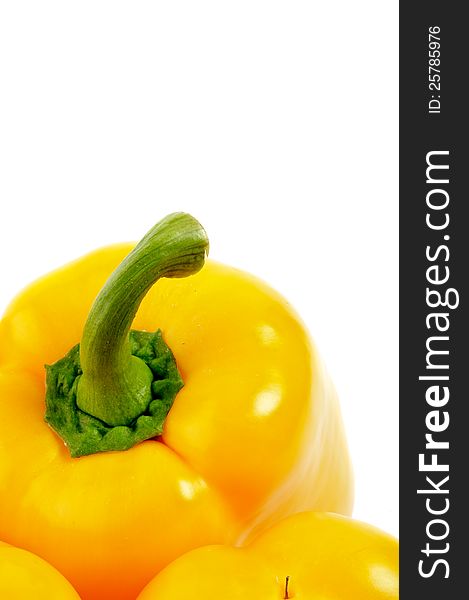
[{"x1": 0, "y1": 213, "x2": 353, "y2": 599}]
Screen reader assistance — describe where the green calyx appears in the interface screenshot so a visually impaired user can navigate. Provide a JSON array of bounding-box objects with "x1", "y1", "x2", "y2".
[
  {"x1": 44, "y1": 213, "x2": 209, "y2": 458},
  {"x1": 45, "y1": 330, "x2": 183, "y2": 457}
]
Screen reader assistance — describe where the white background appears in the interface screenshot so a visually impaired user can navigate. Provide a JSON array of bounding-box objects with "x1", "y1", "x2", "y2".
[{"x1": 0, "y1": 2, "x2": 398, "y2": 536}]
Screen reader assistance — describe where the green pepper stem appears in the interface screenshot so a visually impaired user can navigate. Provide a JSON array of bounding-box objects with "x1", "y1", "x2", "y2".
[{"x1": 76, "y1": 213, "x2": 208, "y2": 426}]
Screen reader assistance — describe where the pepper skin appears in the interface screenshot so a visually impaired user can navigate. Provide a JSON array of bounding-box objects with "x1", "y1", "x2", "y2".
[
  {"x1": 0, "y1": 214, "x2": 353, "y2": 599},
  {"x1": 136, "y1": 512, "x2": 399, "y2": 599},
  {"x1": 0, "y1": 541, "x2": 80, "y2": 599}
]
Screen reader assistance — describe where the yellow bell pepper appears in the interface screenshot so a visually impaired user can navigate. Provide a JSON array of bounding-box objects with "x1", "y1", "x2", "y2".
[
  {"x1": 0, "y1": 541, "x2": 80, "y2": 599},
  {"x1": 136, "y1": 512, "x2": 399, "y2": 599},
  {"x1": 0, "y1": 214, "x2": 353, "y2": 600}
]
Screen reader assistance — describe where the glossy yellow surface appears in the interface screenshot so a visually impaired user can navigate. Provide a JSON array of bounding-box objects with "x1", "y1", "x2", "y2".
[
  {"x1": 0, "y1": 541, "x2": 80, "y2": 599},
  {"x1": 0, "y1": 245, "x2": 353, "y2": 599},
  {"x1": 137, "y1": 512, "x2": 399, "y2": 599}
]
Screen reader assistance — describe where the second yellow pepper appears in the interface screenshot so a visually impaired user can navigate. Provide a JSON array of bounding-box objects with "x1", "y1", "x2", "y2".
[
  {"x1": 137, "y1": 512, "x2": 398, "y2": 599},
  {"x1": 0, "y1": 541, "x2": 80, "y2": 599}
]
